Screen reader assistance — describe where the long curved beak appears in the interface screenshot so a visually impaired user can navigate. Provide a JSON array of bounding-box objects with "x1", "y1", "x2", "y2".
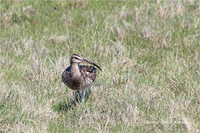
[{"x1": 83, "y1": 59, "x2": 102, "y2": 71}]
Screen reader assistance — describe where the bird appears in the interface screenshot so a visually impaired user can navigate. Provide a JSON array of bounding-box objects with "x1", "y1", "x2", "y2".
[{"x1": 62, "y1": 54, "x2": 102, "y2": 103}]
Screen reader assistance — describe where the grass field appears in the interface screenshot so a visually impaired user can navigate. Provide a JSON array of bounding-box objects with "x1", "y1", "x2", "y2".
[{"x1": 0, "y1": 0, "x2": 200, "y2": 132}]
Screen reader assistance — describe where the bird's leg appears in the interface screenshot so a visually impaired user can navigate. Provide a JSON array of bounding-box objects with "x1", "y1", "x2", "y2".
[
  {"x1": 74, "y1": 90, "x2": 81, "y2": 103},
  {"x1": 85, "y1": 87, "x2": 91, "y2": 100},
  {"x1": 75, "y1": 90, "x2": 85, "y2": 103},
  {"x1": 78, "y1": 90, "x2": 82, "y2": 103},
  {"x1": 81, "y1": 90, "x2": 86, "y2": 103},
  {"x1": 78, "y1": 89, "x2": 86, "y2": 103},
  {"x1": 82, "y1": 87, "x2": 91, "y2": 102},
  {"x1": 74, "y1": 88, "x2": 91, "y2": 103}
]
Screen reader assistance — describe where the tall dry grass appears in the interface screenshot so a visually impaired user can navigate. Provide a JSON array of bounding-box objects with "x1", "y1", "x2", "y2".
[{"x1": 0, "y1": 1, "x2": 200, "y2": 132}]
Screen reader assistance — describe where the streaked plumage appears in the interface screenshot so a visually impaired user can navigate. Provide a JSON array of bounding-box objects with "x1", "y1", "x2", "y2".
[
  {"x1": 62, "y1": 54, "x2": 101, "y2": 102},
  {"x1": 62, "y1": 65, "x2": 97, "y2": 90}
]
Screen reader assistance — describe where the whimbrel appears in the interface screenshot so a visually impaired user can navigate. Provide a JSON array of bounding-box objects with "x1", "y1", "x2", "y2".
[{"x1": 62, "y1": 54, "x2": 102, "y2": 102}]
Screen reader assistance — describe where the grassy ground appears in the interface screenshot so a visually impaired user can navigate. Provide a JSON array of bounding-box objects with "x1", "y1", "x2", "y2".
[{"x1": 0, "y1": 0, "x2": 200, "y2": 132}]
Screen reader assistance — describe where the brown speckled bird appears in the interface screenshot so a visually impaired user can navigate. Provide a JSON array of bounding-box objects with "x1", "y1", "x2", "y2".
[{"x1": 62, "y1": 54, "x2": 102, "y2": 102}]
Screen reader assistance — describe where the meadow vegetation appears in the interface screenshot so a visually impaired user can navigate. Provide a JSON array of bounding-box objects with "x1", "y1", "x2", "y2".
[{"x1": 0, "y1": 0, "x2": 200, "y2": 132}]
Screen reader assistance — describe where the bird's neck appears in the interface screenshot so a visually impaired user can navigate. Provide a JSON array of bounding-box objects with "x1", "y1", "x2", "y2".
[{"x1": 70, "y1": 62, "x2": 81, "y2": 77}]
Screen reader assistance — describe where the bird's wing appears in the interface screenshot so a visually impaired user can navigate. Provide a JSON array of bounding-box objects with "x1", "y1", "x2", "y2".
[{"x1": 79, "y1": 65, "x2": 97, "y2": 85}]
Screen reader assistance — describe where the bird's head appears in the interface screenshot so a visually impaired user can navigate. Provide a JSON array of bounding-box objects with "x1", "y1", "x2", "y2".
[{"x1": 70, "y1": 54, "x2": 102, "y2": 71}]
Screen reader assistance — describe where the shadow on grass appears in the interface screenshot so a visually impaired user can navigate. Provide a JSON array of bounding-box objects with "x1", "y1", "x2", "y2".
[
  {"x1": 52, "y1": 90, "x2": 91, "y2": 112},
  {"x1": 52, "y1": 99, "x2": 78, "y2": 112}
]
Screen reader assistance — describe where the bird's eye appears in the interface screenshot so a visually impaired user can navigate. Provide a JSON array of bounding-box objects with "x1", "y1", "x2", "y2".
[{"x1": 75, "y1": 57, "x2": 78, "y2": 59}]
